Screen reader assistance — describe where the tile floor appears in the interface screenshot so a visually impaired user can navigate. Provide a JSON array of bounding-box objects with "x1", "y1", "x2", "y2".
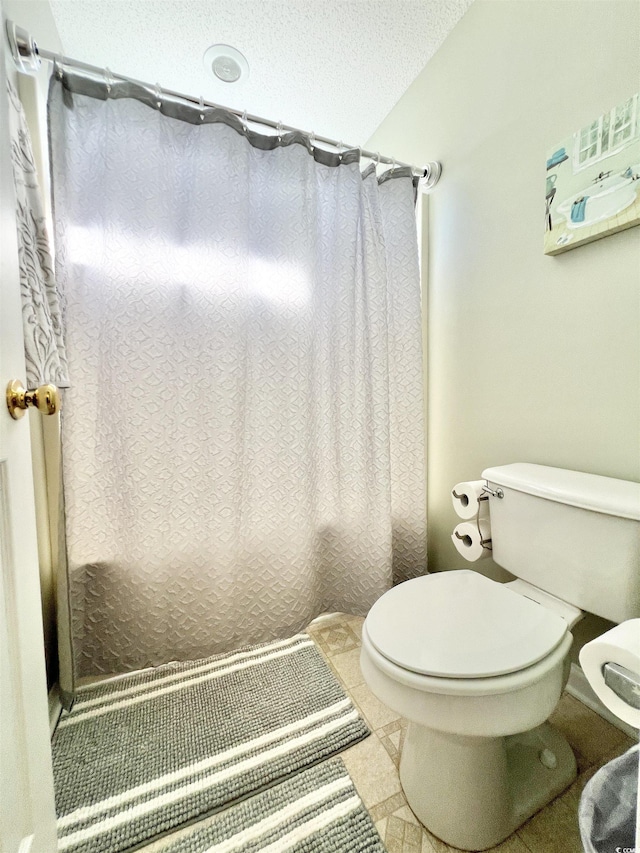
[{"x1": 143, "y1": 612, "x2": 636, "y2": 853}]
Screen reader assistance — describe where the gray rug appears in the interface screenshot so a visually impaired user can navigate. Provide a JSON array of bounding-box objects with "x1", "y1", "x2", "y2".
[
  {"x1": 160, "y1": 758, "x2": 386, "y2": 853},
  {"x1": 53, "y1": 633, "x2": 369, "y2": 853}
]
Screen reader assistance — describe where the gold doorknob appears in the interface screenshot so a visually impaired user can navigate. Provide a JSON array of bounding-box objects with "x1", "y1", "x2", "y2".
[{"x1": 6, "y1": 379, "x2": 60, "y2": 419}]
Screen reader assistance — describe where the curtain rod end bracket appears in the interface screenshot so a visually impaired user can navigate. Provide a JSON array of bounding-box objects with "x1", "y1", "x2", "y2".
[
  {"x1": 6, "y1": 20, "x2": 42, "y2": 75},
  {"x1": 419, "y1": 161, "x2": 442, "y2": 192}
]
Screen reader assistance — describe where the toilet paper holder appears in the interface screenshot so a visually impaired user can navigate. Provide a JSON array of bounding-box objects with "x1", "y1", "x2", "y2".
[
  {"x1": 603, "y1": 662, "x2": 640, "y2": 710},
  {"x1": 482, "y1": 485, "x2": 504, "y2": 499},
  {"x1": 454, "y1": 529, "x2": 492, "y2": 549}
]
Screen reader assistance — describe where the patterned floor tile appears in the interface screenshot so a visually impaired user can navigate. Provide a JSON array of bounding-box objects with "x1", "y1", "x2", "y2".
[
  {"x1": 373, "y1": 797, "x2": 424, "y2": 853},
  {"x1": 346, "y1": 615, "x2": 365, "y2": 640},
  {"x1": 341, "y1": 728, "x2": 403, "y2": 807},
  {"x1": 311, "y1": 622, "x2": 361, "y2": 657},
  {"x1": 329, "y1": 644, "x2": 366, "y2": 688},
  {"x1": 378, "y1": 718, "x2": 407, "y2": 768},
  {"x1": 351, "y1": 681, "x2": 402, "y2": 730},
  {"x1": 516, "y1": 783, "x2": 585, "y2": 853},
  {"x1": 548, "y1": 692, "x2": 633, "y2": 770}
]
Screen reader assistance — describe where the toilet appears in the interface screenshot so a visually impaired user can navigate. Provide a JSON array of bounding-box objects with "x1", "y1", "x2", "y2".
[{"x1": 360, "y1": 463, "x2": 640, "y2": 851}]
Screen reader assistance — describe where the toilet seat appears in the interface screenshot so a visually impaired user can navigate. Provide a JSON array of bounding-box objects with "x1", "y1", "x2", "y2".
[
  {"x1": 366, "y1": 570, "x2": 568, "y2": 679},
  {"x1": 362, "y1": 622, "x2": 573, "y2": 698}
]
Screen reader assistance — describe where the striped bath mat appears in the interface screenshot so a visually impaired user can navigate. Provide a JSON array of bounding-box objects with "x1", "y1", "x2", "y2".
[
  {"x1": 160, "y1": 758, "x2": 385, "y2": 853},
  {"x1": 53, "y1": 634, "x2": 369, "y2": 853}
]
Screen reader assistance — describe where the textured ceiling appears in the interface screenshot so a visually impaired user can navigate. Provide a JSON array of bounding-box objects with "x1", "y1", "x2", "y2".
[{"x1": 48, "y1": 0, "x2": 473, "y2": 147}]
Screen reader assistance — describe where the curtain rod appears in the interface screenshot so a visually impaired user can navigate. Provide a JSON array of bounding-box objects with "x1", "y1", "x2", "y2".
[{"x1": 7, "y1": 20, "x2": 441, "y2": 190}]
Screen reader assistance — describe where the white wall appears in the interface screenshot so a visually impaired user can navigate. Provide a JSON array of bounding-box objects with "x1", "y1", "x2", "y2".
[{"x1": 367, "y1": 0, "x2": 640, "y2": 592}]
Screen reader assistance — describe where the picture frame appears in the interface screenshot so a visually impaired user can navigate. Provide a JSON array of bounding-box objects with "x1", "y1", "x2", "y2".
[{"x1": 544, "y1": 93, "x2": 640, "y2": 255}]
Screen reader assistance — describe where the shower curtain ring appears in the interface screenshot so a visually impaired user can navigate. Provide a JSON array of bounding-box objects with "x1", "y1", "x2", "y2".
[
  {"x1": 242, "y1": 109, "x2": 248, "y2": 132},
  {"x1": 154, "y1": 83, "x2": 162, "y2": 110},
  {"x1": 338, "y1": 140, "x2": 344, "y2": 162},
  {"x1": 104, "y1": 66, "x2": 113, "y2": 95},
  {"x1": 277, "y1": 120, "x2": 283, "y2": 142},
  {"x1": 199, "y1": 95, "x2": 205, "y2": 121},
  {"x1": 54, "y1": 55, "x2": 63, "y2": 79},
  {"x1": 309, "y1": 131, "x2": 315, "y2": 152}
]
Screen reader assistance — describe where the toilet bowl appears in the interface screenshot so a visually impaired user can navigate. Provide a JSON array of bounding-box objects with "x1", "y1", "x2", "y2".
[
  {"x1": 361, "y1": 572, "x2": 575, "y2": 738},
  {"x1": 360, "y1": 464, "x2": 640, "y2": 850},
  {"x1": 360, "y1": 571, "x2": 578, "y2": 850}
]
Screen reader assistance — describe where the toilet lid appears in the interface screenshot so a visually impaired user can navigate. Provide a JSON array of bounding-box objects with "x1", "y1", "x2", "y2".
[{"x1": 365, "y1": 571, "x2": 568, "y2": 678}]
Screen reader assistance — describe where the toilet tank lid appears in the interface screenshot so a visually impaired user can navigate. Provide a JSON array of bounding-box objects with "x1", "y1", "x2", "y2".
[{"x1": 482, "y1": 463, "x2": 640, "y2": 521}]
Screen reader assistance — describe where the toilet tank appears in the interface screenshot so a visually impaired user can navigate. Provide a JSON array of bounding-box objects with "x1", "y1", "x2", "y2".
[{"x1": 481, "y1": 463, "x2": 640, "y2": 624}]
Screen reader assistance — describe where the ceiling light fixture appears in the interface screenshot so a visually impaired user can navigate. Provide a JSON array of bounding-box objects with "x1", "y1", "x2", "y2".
[{"x1": 203, "y1": 44, "x2": 249, "y2": 84}]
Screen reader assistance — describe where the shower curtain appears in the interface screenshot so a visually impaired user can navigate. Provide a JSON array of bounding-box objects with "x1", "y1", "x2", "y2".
[
  {"x1": 7, "y1": 80, "x2": 68, "y2": 388},
  {"x1": 48, "y1": 72, "x2": 426, "y2": 681}
]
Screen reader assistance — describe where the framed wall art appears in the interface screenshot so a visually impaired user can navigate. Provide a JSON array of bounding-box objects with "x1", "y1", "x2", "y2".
[{"x1": 545, "y1": 93, "x2": 640, "y2": 255}]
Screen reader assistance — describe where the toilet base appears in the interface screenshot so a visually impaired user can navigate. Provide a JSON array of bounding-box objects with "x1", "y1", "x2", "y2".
[{"x1": 399, "y1": 720, "x2": 577, "y2": 851}]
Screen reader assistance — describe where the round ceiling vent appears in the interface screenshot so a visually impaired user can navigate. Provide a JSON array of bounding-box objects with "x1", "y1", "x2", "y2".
[{"x1": 203, "y1": 45, "x2": 249, "y2": 84}]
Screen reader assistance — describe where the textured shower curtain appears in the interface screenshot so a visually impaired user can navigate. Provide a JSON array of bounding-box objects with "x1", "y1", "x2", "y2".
[{"x1": 48, "y1": 72, "x2": 426, "y2": 681}]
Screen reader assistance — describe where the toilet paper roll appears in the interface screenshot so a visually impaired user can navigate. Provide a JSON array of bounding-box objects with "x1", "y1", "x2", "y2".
[
  {"x1": 451, "y1": 519, "x2": 492, "y2": 562},
  {"x1": 451, "y1": 480, "x2": 488, "y2": 520},
  {"x1": 579, "y1": 620, "x2": 640, "y2": 729}
]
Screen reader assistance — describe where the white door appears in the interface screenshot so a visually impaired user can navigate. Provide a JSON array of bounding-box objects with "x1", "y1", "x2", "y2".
[{"x1": 0, "y1": 17, "x2": 58, "y2": 853}]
